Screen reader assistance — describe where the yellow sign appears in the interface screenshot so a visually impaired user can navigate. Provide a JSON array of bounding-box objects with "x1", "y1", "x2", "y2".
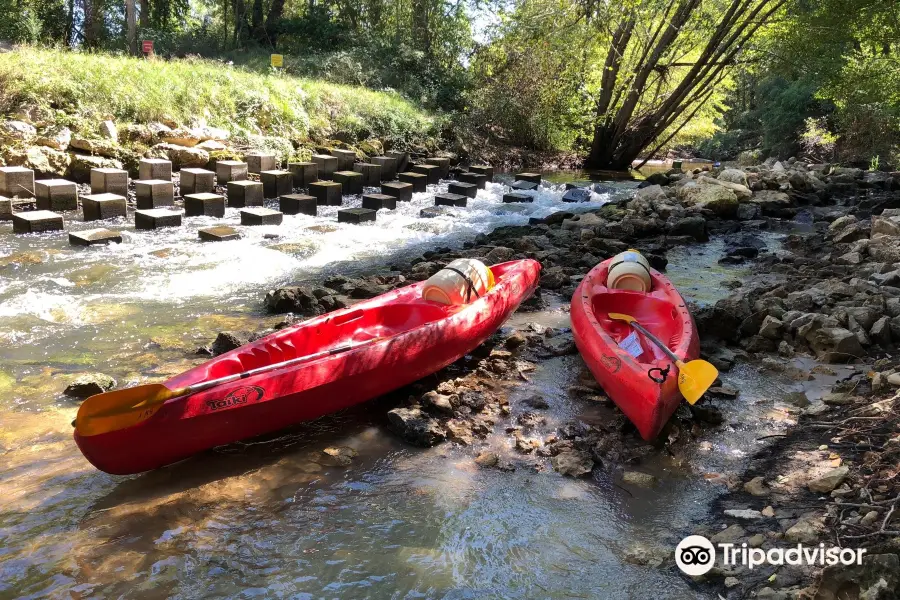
[{"x1": 270, "y1": 54, "x2": 283, "y2": 68}]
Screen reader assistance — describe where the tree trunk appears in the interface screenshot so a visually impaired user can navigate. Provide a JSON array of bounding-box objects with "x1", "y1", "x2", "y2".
[
  {"x1": 125, "y1": 0, "x2": 137, "y2": 54},
  {"x1": 139, "y1": 0, "x2": 149, "y2": 27},
  {"x1": 82, "y1": 0, "x2": 101, "y2": 47},
  {"x1": 265, "y1": 0, "x2": 287, "y2": 47}
]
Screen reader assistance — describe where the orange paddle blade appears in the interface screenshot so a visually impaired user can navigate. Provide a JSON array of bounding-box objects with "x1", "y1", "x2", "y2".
[{"x1": 74, "y1": 384, "x2": 180, "y2": 437}]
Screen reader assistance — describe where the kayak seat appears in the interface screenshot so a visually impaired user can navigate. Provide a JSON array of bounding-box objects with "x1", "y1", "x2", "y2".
[{"x1": 590, "y1": 292, "x2": 683, "y2": 362}]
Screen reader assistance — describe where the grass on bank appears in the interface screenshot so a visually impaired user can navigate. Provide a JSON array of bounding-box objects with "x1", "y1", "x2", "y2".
[{"x1": 0, "y1": 46, "x2": 440, "y2": 146}]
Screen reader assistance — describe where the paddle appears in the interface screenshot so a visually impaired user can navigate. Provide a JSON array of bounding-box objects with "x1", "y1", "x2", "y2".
[
  {"x1": 74, "y1": 340, "x2": 379, "y2": 437},
  {"x1": 607, "y1": 312, "x2": 718, "y2": 404}
]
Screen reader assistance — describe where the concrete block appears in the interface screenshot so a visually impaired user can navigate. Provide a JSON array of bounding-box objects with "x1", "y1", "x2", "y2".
[
  {"x1": 13, "y1": 210, "x2": 64, "y2": 233},
  {"x1": 69, "y1": 228, "x2": 123, "y2": 246},
  {"x1": 386, "y1": 151, "x2": 410, "y2": 173},
  {"x1": 457, "y1": 172, "x2": 487, "y2": 189},
  {"x1": 434, "y1": 193, "x2": 467, "y2": 208},
  {"x1": 503, "y1": 192, "x2": 533, "y2": 203},
  {"x1": 135, "y1": 179, "x2": 175, "y2": 209},
  {"x1": 312, "y1": 155, "x2": 338, "y2": 179},
  {"x1": 240, "y1": 207, "x2": 283, "y2": 226},
  {"x1": 353, "y1": 162, "x2": 382, "y2": 186},
  {"x1": 562, "y1": 188, "x2": 592, "y2": 203},
  {"x1": 245, "y1": 152, "x2": 276, "y2": 174},
  {"x1": 198, "y1": 226, "x2": 240, "y2": 242},
  {"x1": 515, "y1": 172, "x2": 542, "y2": 184},
  {"x1": 216, "y1": 160, "x2": 248, "y2": 183},
  {"x1": 425, "y1": 157, "x2": 451, "y2": 179},
  {"x1": 381, "y1": 182, "x2": 413, "y2": 202},
  {"x1": 0, "y1": 197, "x2": 11, "y2": 220},
  {"x1": 338, "y1": 208, "x2": 376, "y2": 224},
  {"x1": 371, "y1": 156, "x2": 397, "y2": 180},
  {"x1": 362, "y1": 193, "x2": 397, "y2": 210},
  {"x1": 139, "y1": 158, "x2": 172, "y2": 181},
  {"x1": 180, "y1": 168, "x2": 215, "y2": 195},
  {"x1": 90, "y1": 168, "x2": 128, "y2": 196},
  {"x1": 309, "y1": 181, "x2": 342, "y2": 206},
  {"x1": 333, "y1": 171, "x2": 363, "y2": 195},
  {"x1": 280, "y1": 193, "x2": 317, "y2": 216},
  {"x1": 82, "y1": 193, "x2": 127, "y2": 221},
  {"x1": 35, "y1": 179, "x2": 78, "y2": 211},
  {"x1": 448, "y1": 182, "x2": 478, "y2": 198},
  {"x1": 411, "y1": 164, "x2": 441, "y2": 184},
  {"x1": 226, "y1": 180, "x2": 264, "y2": 208},
  {"x1": 470, "y1": 164, "x2": 494, "y2": 181},
  {"x1": 565, "y1": 181, "x2": 592, "y2": 190},
  {"x1": 398, "y1": 172, "x2": 427, "y2": 193},
  {"x1": 420, "y1": 206, "x2": 452, "y2": 218},
  {"x1": 135, "y1": 208, "x2": 182, "y2": 229},
  {"x1": 330, "y1": 149, "x2": 357, "y2": 171},
  {"x1": 0, "y1": 166, "x2": 35, "y2": 197},
  {"x1": 184, "y1": 192, "x2": 226, "y2": 217},
  {"x1": 261, "y1": 170, "x2": 293, "y2": 198},
  {"x1": 288, "y1": 162, "x2": 317, "y2": 187},
  {"x1": 511, "y1": 180, "x2": 539, "y2": 191}
]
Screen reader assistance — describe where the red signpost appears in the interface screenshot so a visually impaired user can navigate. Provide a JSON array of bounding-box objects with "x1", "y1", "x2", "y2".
[{"x1": 141, "y1": 40, "x2": 153, "y2": 55}]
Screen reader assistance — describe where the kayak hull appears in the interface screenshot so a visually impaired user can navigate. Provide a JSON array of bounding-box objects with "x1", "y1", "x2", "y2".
[
  {"x1": 75, "y1": 260, "x2": 540, "y2": 474},
  {"x1": 571, "y1": 258, "x2": 699, "y2": 440}
]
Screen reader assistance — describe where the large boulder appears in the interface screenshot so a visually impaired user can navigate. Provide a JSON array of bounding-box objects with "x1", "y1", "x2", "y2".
[
  {"x1": 749, "y1": 190, "x2": 792, "y2": 215},
  {"x1": 869, "y1": 236, "x2": 900, "y2": 263},
  {"x1": 3, "y1": 146, "x2": 70, "y2": 176},
  {"x1": 67, "y1": 153, "x2": 123, "y2": 182},
  {"x1": 807, "y1": 327, "x2": 865, "y2": 362},
  {"x1": 871, "y1": 215, "x2": 900, "y2": 237},
  {"x1": 146, "y1": 143, "x2": 210, "y2": 169},
  {"x1": 0, "y1": 120, "x2": 37, "y2": 145},
  {"x1": 698, "y1": 175, "x2": 752, "y2": 201},
  {"x1": 64, "y1": 373, "x2": 117, "y2": 398},
  {"x1": 677, "y1": 180, "x2": 739, "y2": 217},
  {"x1": 160, "y1": 127, "x2": 202, "y2": 147},
  {"x1": 386, "y1": 407, "x2": 445, "y2": 447},
  {"x1": 718, "y1": 168, "x2": 748, "y2": 186},
  {"x1": 35, "y1": 125, "x2": 72, "y2": 151},
  {"x1": 668, "y1": 216, "x2": 708, "y2": 241},
  {"x1": 264, "y1": 286, "x2": 324, "y2": 316}
]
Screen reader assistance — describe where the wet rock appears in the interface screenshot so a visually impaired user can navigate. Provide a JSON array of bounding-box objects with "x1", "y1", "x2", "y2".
[
  {"x1": 724, "y1": 508, "x2": 763, "y2": 520},
  {"x1": 505, "y1": 331, "x2": 527, "y2": 350},
  {"x1": 750, "y1": 190, "x2": 793, "y2": 215},
  {"x1": 708, "y1": 386, "x2": 740, "y2": 399},
  {"x1": 323, "y1": 446, "x2": 358, "y2": 466},
  {"x1": 545, "y1": 334, "x2": 577, "y2": 356},
  {"x1": 622, "y1": 542, "x2": 669, "y2": 567},
  {"x1": 783, "y1": 391, "x2": 810, "y2": 408},
  {"x1": 64, "y1": 373, "x2": 117, "y2": 398},
  {"x1": 711, "y1": 524, "x2": 746, "y2": 544},
  {"x1": 446, "y1": 420, "x2": 475, "y2": 445},
  {"x1": 808, "y1": 466, "x2": 849, "y2": 493},
  {"x1": 474, "y1": 450, "x2": 499, "y2": 468},
  {"x1": 522, "y1": 394, "x2": 550, "y2": 409},
  {"x1": 668, "y1": 216, "x2": 708, "y2": 242},
  {"x1": 759, "y1": 315, "x2": 784, "y2": 339},
  {"x1": 744, "y1": 476, "x2": 768, "y2": 497},
  {"x1": 622, "y1": 470, "x2": 657, "y2": 488},
  {"x1": 386, "y1": 407, "x2": 445, "y2": 447},
  {"x1": 784, "y1": 515, "x2": 824, "y2": 543},
  {"x1": 264, "y1": 286, "x2": 324, "y2": 316},
  {"x1": 484, "y1": 246, "x2": 516, "y2": 264},
  {"x1": 421, "y1": 391, "x2": 455, "y2": 415},
  {"x1": 551, "y1": 449, "x2": 594, "y2": 477},
  {"x1": 514, "y1": 432, "x2": 541, "y2": 453},
  {"x1": 807, "y1": 327, "x2": 864, "y2": 362},
  {"x1": 762, "y1": 506, "x2": 776, "y2": 517},
  {"x1": 691, "y1": 405, "x2": 724, "y2": 425},
  {"x1": 870, "y1": 316, "x2": 892, "y2": 346}
]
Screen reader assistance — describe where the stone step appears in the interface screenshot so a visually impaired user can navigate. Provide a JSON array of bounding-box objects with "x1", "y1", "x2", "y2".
[
  {"x1": 135, "y1": 179, "x2": 175, "y2": 209},
  {"x1": 288, "y1": 162, "x2": 317, "y2": 187},
  {"x1": 457, "y1": 172, "x2": 487, "y2": 189},
  {"x1": 245, "y1": 151, "x2": 276, "y2": 174},
  {"x1": 0, "y1": 197, "x2": 12, "y2": 220},
  {"x1": 330, "y1": 148, "x2": 357, "y2": 171},
  {"x1": 280, "y1": 193, "x2": 317, "y2": 216},
  {"x1": 139, "y1": 158, "x2": 172, "y2": 181},
  {"x1": 216, "y1": 160, "x2": 248, "y2": 184},
  {"x1": 90, "y1": 168, "x2": 128, "y2": 196},
  {"x1": 381, "y1": 182, "x2": 413, "y2": 202},
  {"x1": 503, "y1": 192, "x2": 533, "y2": 203},
  {"x1": 240, "y1": 207, "x2": 283, "y2": 226},
  {"x1": 198, "y1": 225, "x2": 241, "y2": 241},
  {"x1": 510, "y1": 180, "x2": 539, "y2": 191},
  {"x1": 135, "y1": 208, "x2": 182, "y2": 230},
  {"x1": 448, "y1": 182, "x2": 478, "y2": 198},
  {"x1": 361, "y1": 193, "x2": 397, "y2": 210},
  {"x1": 420, "y1": 206, "x2": 452, "y2": 219},
  {"x1": 260, "y1": 170, "x2": 293, "y2": 198},
  {"x1": 180, "y1": 168, "x2": 215, "y2": 195},
  {"x1": 469, "y1": 164, "x2": 494, "y2": 181},
  {"x1": 35, "y1": 179, "x2": 78, "y2": 211},
  {"x1": 308, "y1": 181, "x2": 342, "y2": 206},
  {"x1": 338, "y1": 208, "x2": 376, "y2": 224},
  {"x1": 0, "y1": 166, "x2": 35, "y2": 198},
  {"x1": 562, "y1": 188, "x2": 592, "y2": 203},
  {"x1": 333, "y1": 171, "x2": 363, "y2": 195},
  {"x1": 353, "y1": 162, "x2": 381, "y2": 186},
  {"x1": 386, "y1": 151, "x2": 410, "y2": 173},
  {"x1": 13, "y1": 210, "x2": 63, "y2": 233},
  {"x1": 411, "y1": 164, "x2": 440, "y2": 184},
  {"x1": 515, "y1": 172, "x2": 542, "y2": 184},
  {"x1": 424, "y1": 157, "x2": 451, "y2": 179},
  {"x1": 371, "y1": 156, "x2": 398, "y2": 180},
  {"x1": 184, "y1": 193, "x2": 226, "y2": 217},
  {"x1": 226, "y1": 180, "x2": 264, "y2": 207},
  {"x1": 82, "y1": 193, "x2": 127, "y2": 221},
  {"x1": 311, "y1": 155, "x2": 338, "y2": 179},
  {"x1": 398, "y1": 172, "x2": 427, "y2": 193},
  {"x1": 69, "y1": 228, "x2": 123, "y2": 246},
  {"x1": 434, "y1": 192, "x2": 467, "y2": 208}
]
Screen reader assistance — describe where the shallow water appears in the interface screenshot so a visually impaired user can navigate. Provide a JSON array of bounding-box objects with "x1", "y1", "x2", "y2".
[{"x1": 0, "y1": 175, "x2": 841, "y2": 598}]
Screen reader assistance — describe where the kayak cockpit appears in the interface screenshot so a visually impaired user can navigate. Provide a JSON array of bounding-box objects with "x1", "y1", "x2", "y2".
[{"x1": 590, "y1": 290, "x2": 684, "y2": 366}]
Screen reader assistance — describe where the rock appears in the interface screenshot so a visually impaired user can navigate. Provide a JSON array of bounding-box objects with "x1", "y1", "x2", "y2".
[
  {"x1": 872, "y1": 215, "x2": 900, "y2": 237},
  {"x1": 808, "y1": 327, "x2": 864, "y2": 362},
  {"x1": 421, "y1": 391, "x2": 454, "y2": 415},
  {"x1": 67, "y1": 153, "x2": 123, "y2": 182},
  {"x1": 561, "y1": 212, "x2": 604, "y2": 231},
  {"x1": 860, "y1": 510, "x2": 879, "y2": 526},
  {"x1": 5, "y1": 146, "x2": 70, "y2": 176},
  {"x1": 0, "y1": 120, "x2": 36, "y2": 144},
  {"x1": 743, "y1": 476, "x2": 768, "y2": 496},
  {"x1": 679, "y1": 180, "x2": 739, "y2": 216},
  {"x1": 784, "y1": 515, "x2": 824, "y2": 543},
  {"x1": 64, "y1": 373, "x2": 117, "y2": 398},
  {"x1": 750, "y1": 190, "x2": 792, "y2": 214},
  {"x1": 474, "y1": 451, "x2": 499, "y2": 468},
  {"x1": 718, "y1": 168, "x2": 748, "y2": 186},
  {"x1": 644, "y1": 173, "x2": 669, "y2": 186},
  {"x1": 724, "y1": 576, "x2": 740, "y2": 589},
  {"x1": 545, "y1": 334, "x2": 577, "y2": 356},
  {"x1": 146, "y1": 143, "x2": 210, "y2": 169},
  {"x1": 484, "y1": 246, "x2": 515, "y2": 264},
  {"x1": 622, "y1": 471, "x2": 657, "y2": 488},
  {"x1": 691, "y1": 405, "x2": 724, "y2": 424},
  {"x1": 815, "y1": 554, "x2": 899, "y2": 600},
  {"x1": 35, "y1": 125, "x2": 72, "y2": 151},
  {"x1": 323, "y1": 446, "x2": 357, "y2": 466},
  {"x1": 540, "y1": 266, "x2": 567, "y2": 290},
  {"x1": 762, "y1": 506, "x2": 776, "y2": 517},
  {"x1": 98, "y1": 120, "x2": 118, "y2": 142},
  {"x1": 445, "y1": 420, "x2": 475, "y2": 445},
  {"x1": 386, "y1": 407, "x2": 445, "y2": 447},
  {"x1": 711, "y1": 524, "x2": 746, "y2": 544},
  {"x1": 668, "y1": 216, "x2": 708, "y2": 242},
  {"x1": 869, "y1": 236, "x2": 900, "y2": 263},
  {"x1": 724, "y1": 508, "x2": 763, "y2": 520},
  {"x1": 160, "y1": 127, "x2": 202, "y2": 147},
  {"x1": 522, "y1": 394, "x2": 550, "y2": 409},
  {"x1": 783, "y1": 391, "x2": 810, "y2": 408},
  {"x1": 505, "y1": 332, "x2": 527, "y2": 349},
  {"x1": 551, "y1": 449, "x2": 594, "y2": 477},
  {"x1": 759, "y1": 315, "x2": 784, "y2": 339},
  {"x1": 211, "y1": 332, "x2": 244, "y2": 356},
  {"x1": 808, "y1": 466, "x2": 849, "y2": 493},
  {"x1": 264, "y1": 286, "x2": 323, "y2": 316},
  {"x1": 888, "y1": 373, "x2": 900, "y2": 387}
]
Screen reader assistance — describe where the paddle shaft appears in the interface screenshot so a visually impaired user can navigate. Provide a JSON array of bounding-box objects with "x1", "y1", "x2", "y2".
[{"x1": 625, "y1": 321, "x2": 683, "y2": 366}]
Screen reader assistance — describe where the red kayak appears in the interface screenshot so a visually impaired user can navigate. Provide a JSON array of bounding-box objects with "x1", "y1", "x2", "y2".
[
  {"x1": 75, "y1": 259, "x2": 541, "y2": 474},
  {"x1": 571, "y1": 258, "x2": 700, "y2": 440}
]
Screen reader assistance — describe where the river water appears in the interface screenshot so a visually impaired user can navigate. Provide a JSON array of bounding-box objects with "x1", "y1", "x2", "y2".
[{"x1": 0, "y1": 175, "x2": 844, "y2": 599}]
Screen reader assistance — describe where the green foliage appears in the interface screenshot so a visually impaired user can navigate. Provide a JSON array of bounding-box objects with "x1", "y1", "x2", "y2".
[{"x1": 0, "y1": 46, "x2": 439, "y2": 148}]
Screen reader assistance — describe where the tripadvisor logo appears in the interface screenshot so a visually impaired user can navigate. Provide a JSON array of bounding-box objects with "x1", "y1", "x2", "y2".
[{"x1": 675, "y1": 535, "x2": 867, "y2": 576}]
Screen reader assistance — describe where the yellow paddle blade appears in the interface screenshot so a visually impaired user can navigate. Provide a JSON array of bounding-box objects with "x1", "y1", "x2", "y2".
[
  {"x1": 607, "y1": 312, "x2": 636, "y2": 323},
  {"x1": 677, "y1": 359, "x2": 719, "y2": 405},
  {"x1": 75, "y1": 384, "x2": 178, "y2": 437}
]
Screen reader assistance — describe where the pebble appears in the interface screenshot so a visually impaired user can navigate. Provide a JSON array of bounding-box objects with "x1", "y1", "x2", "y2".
[
  {"x1": 724, "y1": 508, "x2": 763, "y2": 520},
  {"x1": 762, "y1": 506, "x2": 776, "y2": 517},
  {"x1": 743, "y1": 476, "x2": 768, "y2": 496},
  {"x1": 622, "y1": 471, "x2": 657, "y2": 488}
]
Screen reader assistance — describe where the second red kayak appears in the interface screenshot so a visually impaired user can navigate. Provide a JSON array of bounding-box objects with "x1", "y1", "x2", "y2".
[
  {"x1": 571, "y1": 257, "x2": 700, "y2": 440},
  {"x1": 75, "y1": 259, "x2": 541, "y2": 474}
]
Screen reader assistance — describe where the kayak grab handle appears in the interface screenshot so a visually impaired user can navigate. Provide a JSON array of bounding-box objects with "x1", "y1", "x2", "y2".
[{"x1": 648, "y1": 364, "x2": 671, "y2": 384}]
